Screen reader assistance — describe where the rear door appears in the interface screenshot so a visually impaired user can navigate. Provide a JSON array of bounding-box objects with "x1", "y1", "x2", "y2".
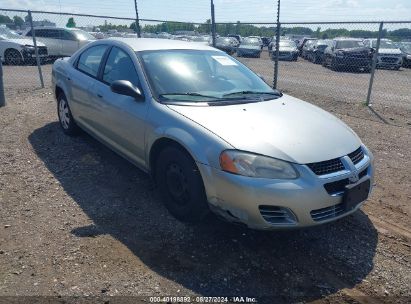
[
  {"x1": 90, "y1": 46, "x2": 148, "y2": 167},
  {"x1": 60, "y1": 30, "x2": 80, "y2": 56}
]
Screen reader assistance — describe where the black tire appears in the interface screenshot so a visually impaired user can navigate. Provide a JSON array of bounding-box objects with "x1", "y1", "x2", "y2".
[
  {"x1": 5, "y1": 49, "x2": 23, "y2": 65},
  {"x1": 330, "y1": 58, "x2": 339, "y2": 71},
  {"x1": 155, "y1": 146, "x2": 209, "y2": 223},
  {"x1": 57, "y1": 93, "x2": 79, "y2": 136}
]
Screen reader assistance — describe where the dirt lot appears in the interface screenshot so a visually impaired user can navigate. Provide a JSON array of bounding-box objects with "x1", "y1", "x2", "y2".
[{"x1": 0, "y1": 55, "x2": 410, "y2": 303}]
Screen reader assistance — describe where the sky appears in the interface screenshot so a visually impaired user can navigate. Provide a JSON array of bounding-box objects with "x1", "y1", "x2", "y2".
[
  {"x1": 1, "y1": 0, "x2": 411, "y2": 23},
  {"x1": 0, "y1": 0, "x2": 411, "y2": 22}
]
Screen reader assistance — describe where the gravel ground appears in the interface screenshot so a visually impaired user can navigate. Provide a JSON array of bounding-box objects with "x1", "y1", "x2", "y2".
[{"x1": 0, "y1": 56, "x2": 410, "y2": 303}]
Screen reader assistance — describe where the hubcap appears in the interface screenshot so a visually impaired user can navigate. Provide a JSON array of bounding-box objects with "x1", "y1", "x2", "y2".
[
  {"x1": 59, "y1": 98, "x2": 70, "y2": 129},
  {"x1": 165, "y1": 163, "x2": 190, "y2": 206},
  {"x1": 6, "y1": 51, "x2": 21, "y2": 65}
]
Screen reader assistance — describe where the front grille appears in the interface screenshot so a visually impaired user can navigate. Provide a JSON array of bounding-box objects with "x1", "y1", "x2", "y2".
[
  {"x1": 348, "y1": 147, "x2": 364, "y2": 164},
  {"x1": 259, "y1": 205, "x2": 297, "y2": 225},
  {"x1": 307, "y1": 158, "x2": 344, "y2": 175},
  {"x1": 311, "y1": 203, "x2": 345, "y2": 222},
  {"x1": 279, "y1": 51, "x2": 291, "y2": 56},
  {"x1": 323, "y1": 167, "x2": 368, "y2": 195},
  {"x1": 381, "y1": 57, "x2": 398, "y2": 63}
]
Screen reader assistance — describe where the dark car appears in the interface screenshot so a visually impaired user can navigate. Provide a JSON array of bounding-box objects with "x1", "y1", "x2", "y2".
[
  {"x1": 270, "y1": 40, "x2": 298, "y2": 61},
  {"x1": 301, "y1": 39, "x2": 318, "y2": 59},
  {"x1": 237, "y1": 37, "x2": 262, "y2": 58},
  {"x1": 322, "y1": 38, "x2": 373, "y2": 72},
  {"x1": 298, "y1": 37, "x2": 316, "y2": 55},
  {"x1": 215, "y1": 37, "x2": 237, "y2": 55},
  {"x1": 399, "y1": 42, "x2": 411, "y2": 68},
  {"x1": 310, "y1": 39, "x2": 333, "y2": 64},
  {"x1": 261, "y1": 36, "x2": 271, "y2": 47}
]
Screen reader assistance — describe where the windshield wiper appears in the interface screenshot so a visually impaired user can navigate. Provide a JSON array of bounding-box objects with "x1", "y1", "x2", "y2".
[
  {"x1": 159, "y1": 92, "x2": 221, "y2": 100},
  {"x1": 223, "y1": 90, "x2": 282, "y2": 97}
]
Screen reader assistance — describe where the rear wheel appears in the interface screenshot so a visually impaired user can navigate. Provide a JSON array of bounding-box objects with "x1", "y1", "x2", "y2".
[
  {"x1": 57, "y1": 93, "x2": 79, "y2": 136},
  {"x1": 155, "y1": 146, "x2": 209, "y2": 222},
  {"x1": 5, "y1": 49, "x2": 23, "y2": 65}
]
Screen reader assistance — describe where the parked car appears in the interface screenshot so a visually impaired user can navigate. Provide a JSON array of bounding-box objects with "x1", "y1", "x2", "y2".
[
  {"x1": 323, "y1": 38, "x2": 373, "y2": 72},
  {"x1": 399, "y1": 42, "x2": 411, "y2": 67},
  {"x1": 0, "y1": 25, "x2": 48, "y2": 65},
  {"x1": 52, "y1": 38, "x2": 374, "y2": 229},
  {"x1": 190, "y1": 35, "x2": 211, "y2": 45},
  {"x1": 248, "y1": 36, "x2": 263, "y2": 49},
  {"x1": 24, "y1": 27, "x2": 95, "y2": 58},
  {"x1": 214, "y1": 37, "x2": 237, "y2": 54},
  {"x1": 310, "y1": 39, "x2": 333, "y2": 64},
  {"x1": 301, "y1": 39, "x2": 317, "y2": 59},
  {"x1": 297, "y1": 37, "x2": 316, "y2": 55},
  {"x1": 237, "y1": 37, "x2": 262, "y2": 57},
  {"x1": 228, "y1": 34, "x2": 242, "y2": 44},
  {"x1": 363, "y1": 38, "x2": 403, "y2": 70},
  {"x1": 270, "y1": 40, "x2": 298, "y2": 61}
]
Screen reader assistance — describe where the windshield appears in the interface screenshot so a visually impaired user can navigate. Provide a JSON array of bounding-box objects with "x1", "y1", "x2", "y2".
[
  {"x1": 0, "y1": 27, "x2": 23, "y2": 39},
  {"x1": 279, "y1": 40, "x2": 296, "y2": 47},
  {"x1": 372, "y1": 40, "x2": 398, "y2": 49},
  {"x1": 71, "y1": 29, "x2": 95, "y2": 41},
  {"x1": 242, "y1": 38, "x2": 260, "y2": 45},
  {"x1": 401, "y1": 43, "x2": 411, "y2": 52},
  {"x1": 336, "y1": 40, "x2": 364, "y2": 49},
  {"x1": 139, "y1": 50, "x2": 277, "y2": 103}
]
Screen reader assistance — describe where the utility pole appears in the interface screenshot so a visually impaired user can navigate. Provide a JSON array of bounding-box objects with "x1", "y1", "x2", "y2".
[
  {"x1": 134, "y1": 0, "x2": 141, "y2": 38},
  {"x1": 211, "y1": 0, "x2": 216, "y2": 47},
  {"x1": 273, "y1": 0, "x2": 281, "y2": 89}
]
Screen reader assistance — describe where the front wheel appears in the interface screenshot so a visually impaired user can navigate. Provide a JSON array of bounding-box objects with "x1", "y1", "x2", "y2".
[
  {"x1": 57, "y1": 93, "x2": 79, "y2": 135},
  {"x1": 155, "y1": 146, "x2": 209, "y2": 223},
  {"x1": 5, "y1": 49, "x2": 23, "y2": 65}
]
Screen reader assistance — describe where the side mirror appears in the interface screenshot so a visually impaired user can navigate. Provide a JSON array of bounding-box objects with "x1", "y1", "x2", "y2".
[{"x1": 110, "y1": 80, "x2": 143, "y2": 101}]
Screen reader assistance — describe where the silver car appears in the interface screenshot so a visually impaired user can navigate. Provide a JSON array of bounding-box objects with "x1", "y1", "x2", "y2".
[{"x1": 52, "y1": 38, "x2": 374, "y2": 230}]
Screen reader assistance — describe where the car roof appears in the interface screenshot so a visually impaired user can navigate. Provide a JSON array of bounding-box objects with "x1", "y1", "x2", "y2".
[
  {"x1": 106, "y1": 37, "x2": 218, "y2": 52},
  {"x1": 334, "y1": 37, "x2": 363, "y2": 41},
  {"x1": 33, "y1": 26, "x2": 85, "y2": 31}
]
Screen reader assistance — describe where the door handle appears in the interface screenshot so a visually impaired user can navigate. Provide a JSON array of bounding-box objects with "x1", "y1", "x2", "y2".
[
  {"x1": 67, "y1": 77, "x2": 71, "y2": 81},
  {"x1": 97, "y1": 93, "x2": 103, "y2": 98}
]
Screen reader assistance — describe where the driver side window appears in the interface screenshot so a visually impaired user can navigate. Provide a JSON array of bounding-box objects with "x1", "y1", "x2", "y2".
[{"x1": 103, "y1": 47, "x2": 140, "y2": 87}]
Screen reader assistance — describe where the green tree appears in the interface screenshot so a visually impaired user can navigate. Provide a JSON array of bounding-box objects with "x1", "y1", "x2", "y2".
[
  {"x1": 66, "y1": 17, "x2": 76, "y2": 28},
  {"x1": 13, "y1": 16, "x2": 24, "y2": 27},
  {"x1": 0, "y1": 14, "x2": 13, "y2": 24}
]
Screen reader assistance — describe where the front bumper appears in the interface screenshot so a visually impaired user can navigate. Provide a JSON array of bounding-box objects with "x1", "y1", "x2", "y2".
[
  {"x1": 335, "y1": 56, "x2": 371, "y2": 68},
  {"x1": 198, "y1": 146, "x2": 374, "y2": 230},
  {"x1": 237, "y1": 49, "x2": 261, "y2": 57}
]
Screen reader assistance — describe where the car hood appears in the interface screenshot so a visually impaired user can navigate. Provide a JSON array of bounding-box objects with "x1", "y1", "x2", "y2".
[
  {"x1": 238, "y1": 45, "x2": 260, "y2": 50},
  {"x1": 279, "y1": 46, "x2": 296, "y2": 52},
  {"x1": 339, "y1": 47, "x2": 369, "y2": 53},
  {"x1": 167, "y1": 95, "x2": 361, "y2": 164},
  {"x1": 377, "y1": 48, "x2": 402, "y2": 55},
  {"x1": 5, "y1": 38, "x2": 46, "y2": 47}
]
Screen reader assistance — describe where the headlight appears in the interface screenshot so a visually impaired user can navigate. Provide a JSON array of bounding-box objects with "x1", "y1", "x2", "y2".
[
  {"x1": 22, "y1": 45, "x2": 35, "y2": 52},
  {"x1": 219, "y1": 150, "x2": 298, "y2": 179},
  {"x1": 336, "y1": 50, "x2": 345, "y2": 57}
]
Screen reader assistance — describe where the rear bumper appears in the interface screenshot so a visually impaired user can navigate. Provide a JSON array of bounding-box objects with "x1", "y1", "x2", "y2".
[
  {"x1": 198, "y1": 146, "x2": 374, "y2": 230},
  {"x1": 237, "y1": 49, "x2": 261, "y2": 56}
]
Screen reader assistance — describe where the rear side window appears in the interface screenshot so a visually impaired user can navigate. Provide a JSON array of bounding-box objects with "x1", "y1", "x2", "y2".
[
  {"x1": 102, "y1": 47, "x2": 140, "y2": 86},
  {"x1": 77, "y1": 45, "x2": 108, "y2": 78}
]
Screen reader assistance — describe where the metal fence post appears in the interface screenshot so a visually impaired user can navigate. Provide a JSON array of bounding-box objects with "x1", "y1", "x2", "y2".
[
  {"x1": 273, "y1": 0, "x2": 281, "y2": 89},
  {"x1": 28, "y1": 10, "x2": 44, "y2": 88},
  {"x1": 211, "y1": 0, "x2": 216, "y2": 47},
  {"x1": 366, "y1": 22, "x2": 383, "y2": 106},
  {"x1": 0, "y1": 57, "x2": 5, "y2": 108},
  {"x1": 133, "y1": 0, "x2": 141, "y2": 38}
]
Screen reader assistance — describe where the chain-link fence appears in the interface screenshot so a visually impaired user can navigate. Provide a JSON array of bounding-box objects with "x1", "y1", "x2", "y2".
[{"x1": 0, "y1": 6, "x2": 410, "y2": 109}]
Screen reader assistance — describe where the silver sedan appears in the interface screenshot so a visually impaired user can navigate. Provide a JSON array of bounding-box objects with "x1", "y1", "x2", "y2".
[{"x1": 52, "y1": 38, "x2": 374, "y2": 229}]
